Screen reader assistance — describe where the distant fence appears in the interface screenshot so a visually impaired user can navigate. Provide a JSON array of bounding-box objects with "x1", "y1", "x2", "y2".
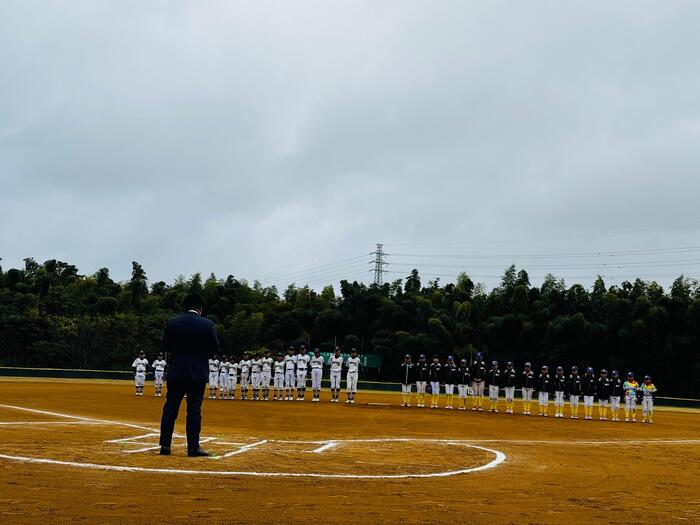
[{"x1": 0, "y1": 366, "x2": 698, "y2": 409}]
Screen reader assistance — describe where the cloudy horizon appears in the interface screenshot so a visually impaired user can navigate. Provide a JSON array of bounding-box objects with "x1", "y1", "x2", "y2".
[{"x1": 2, "y1": 1, "x2": 700, "y2": 292}]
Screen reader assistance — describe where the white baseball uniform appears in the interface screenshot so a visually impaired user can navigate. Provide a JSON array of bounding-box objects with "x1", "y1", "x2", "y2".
[
  {"x1": 311, "y1": 355, "x2": 324, "y2": 390},
  {"x1": 296, "y1": 354, "x2": 310, "y2": 388},
  {"x1": 261, "y1": 357, "x2": 273, "y2": 388},
  {"x1": 132, "y1": 358, "x2": 148, "y2": 386},
  {"x1": 208, "y1": 359, "x2": 220, "y2": 386},
  {"x1": 152, "y1": 359, "x2": 166, "y2": 387},
  {"x1": 346, "y1": 356, "x2": 360, "y2": 393},
  {"x1": 273, "y1": 360, "x2": 285, "y2": 389},
  {"x1": 284, "y1": 354, "x2": 297, "y2": 388},
  {"x1": 329, "y1": 355, "x2": 343, "y2": 389}
]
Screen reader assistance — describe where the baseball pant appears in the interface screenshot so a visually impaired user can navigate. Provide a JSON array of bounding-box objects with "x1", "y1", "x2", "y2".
[
  {"x1": 229, "y1": 374, "x2": 238, "y2": 392},
  {"x1": 209, "y1": 373, "x2": 218, "y2": 387},
  {"x1": 504, "y1": 386, "x2": 515, "y2": 403},
  {"x1": 444, "y1": 384, "x2": 454, "y2": 396},
  {"x1": 430, "y1": 381, "x2": 440, "y2": 394},
  {"x1": 261, "y1": 372, "x2": 271, "y2": 388},
  {"x1": 284, "y1": 369, "x2": 296, "y2": 389},
  {"x1": 641, "y1": 397, "x2": 653, "y2": 415},
  {"x1": 135, "y1": 373, "x2": 145, "y2": 387},
  {"x1": 538, "y1": 391, "x2": 549, "y2": 405},
  {"x1": 610, "y1": 395, "x2": 620, "y2": 411},
  {"x1": 522, "y1": 387, "x2": 533, "y2": 403},
  {"x1": 346, "y1": 372, "x2": 358, "y2": 393},
  {"x1": 583, "y1": 395, "x2": 594, "y2": 408},
  {"x1": 625, "y1": 395, "x2": 636, "y2": 410},
  {"x1": 457, "y1": 384, "x2": 468, "y2": 398},
  {"x1": 154, "y1": 371, "x2": 164, "y2": 388},
  {"x1": 488, "y1": 384, "x2": 499, "y2": 402},
  {"x1": 273, "y1": 373, "x2": 284, "y2": 389},
  {"x1": 330, "y1": 371, "x2": 341, "y2": 390},
  {"x1": 311, "y1": 369, "x2": 322, "y2": 390},
  {"x1": 401, "y1": 383, "x2": 413, "y2": 395},
  {"x1": 569, "y1": 394, "x2": 580, "y2": 410},
  {"x1": 471, "y1": 381, "x2": 485, "y2": 398},
  {"x1": 416, "y1": 381, "x2": 427, "y2": 395},
  {"x1": 251, "y1": 372, "x2": 261, "y2": 390},
  {"x1": 219, "y1": 374, "x2": 229, "y2": 390},
  {"x1": 240, "y1": 373, "x2": 250, "y2": 391},
  {"x1": 296, "y1": 370, "x2": 307, "y2": 389},
  {"x1": 554, "y1": 390, "x2": 565, "y2": 407}
]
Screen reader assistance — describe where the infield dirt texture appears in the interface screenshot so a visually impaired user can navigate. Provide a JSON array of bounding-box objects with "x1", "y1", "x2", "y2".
[{"x1": 0, "y1": 379, "x2": 698, "y2": 524}]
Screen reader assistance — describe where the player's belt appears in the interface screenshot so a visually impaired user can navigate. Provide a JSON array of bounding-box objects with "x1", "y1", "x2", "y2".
[{"x1": 298, "y1": 367, "x2": 307, "y2": 371}]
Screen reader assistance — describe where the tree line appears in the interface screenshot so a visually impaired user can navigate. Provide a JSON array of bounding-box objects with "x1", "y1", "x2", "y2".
[{"x1": 0, "y1": 258, "x2": 698, "y2": 397}]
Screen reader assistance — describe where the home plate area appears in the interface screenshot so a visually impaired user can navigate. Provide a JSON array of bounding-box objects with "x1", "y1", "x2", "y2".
[{"x1": 0, "y1": 404, "x2": 504, "y2": 478}]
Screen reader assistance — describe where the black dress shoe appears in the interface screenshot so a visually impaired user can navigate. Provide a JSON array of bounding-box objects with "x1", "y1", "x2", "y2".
[
  {"x1": 160, "y1": 446, "x2": 171, "y2": 455},
  {"x1": 187, "y1": 447, "x2": 209, "y2": 457}
]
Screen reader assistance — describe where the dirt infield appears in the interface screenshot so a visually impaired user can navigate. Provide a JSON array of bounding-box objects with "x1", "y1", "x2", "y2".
[{"x1": 0, "y1": 379, "x2": 698, "y2": 524}]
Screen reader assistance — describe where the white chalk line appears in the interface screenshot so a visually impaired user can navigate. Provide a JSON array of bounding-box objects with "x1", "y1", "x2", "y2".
[
  {"x1": 215, "y1": 440, "x2": 268, "y2": 459},
  {"x1": 311, "y1": 441, "x2": 338, "y2": 453},
  {"x1": 0, "y1": 442, "x2": 506, "y2": 479},
  {"x1": 0, "y1": 421, "x2": 101, "y2": 426},
  {"x1": 0, "y1": 404, "x2": 156, "y2": 432},
  {"x1": 125, "y1": 437, "x2": 217, "y2": 455}
]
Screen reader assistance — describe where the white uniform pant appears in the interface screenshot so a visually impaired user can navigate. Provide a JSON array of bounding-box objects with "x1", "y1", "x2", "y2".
[
  {"x1": 625, "y1": 395, "x2": 636, "y2": 410},
  {"x1": 296, "y1": 370, "x2": 307, "y2": 388},
  {"x1": 554, "y1": 390, "x2": 565, "y2": 407},
  {"x1": 416, "y1": 381, "x2": 427, "y2": 395},
  {"x1": 569, "y1": 394, "x2": 580, "y2": 410},
  {"x1": 229, "y1": 374, "x2": 238, "y2": 392},
  {"x1": 330, "y1": 371, "x2": 341, "y2": 389},
  {"x1": 240, "y1": 373, "x2": 250, "y2": 390},
  {"x1": 346, "y1": 372, "x2": 358, "y2": 393},
  {"x1": 522, "y1": 387, "x2": 533, "y2": 403},
  {"x1": 251, "y1": 372, "x2": 261, "y2": 390},
  {"x1": 641, "y1": 396, "x2": 653, "y2": 415},
  {"x1": 154, "y1": 371, "x2": 164, "y2": 387},
  {"x1": 599, "y1": 398, "x2": 609, "y2": 409},
  {"x1": 444, "y1": 384, "x2": 454, "y2": 396},
  {"x1": 504, "y1": 386, "x2": 515, "y2": 403},
  {"x1": 538, "y1": 391, "x2": 549, "y2": 406},
  {"x1": 457, "y1": 384, "x2": 468, "y2": 398},
  {"x1": 311, "y1": 368, "x2": 322, "y2": 389},
  {"x1": 284, "y1": 369, "x2": 295, "y2": 388},
  {"x1": 261, "y1": 372, "x2": 271, "y2": 388},
  {"x1": 273, "y1": 373, "x2": 284, "y2": 389},
  {"x1": 134, "y1": 373, "x2": 145, "y2": 387},
  {"x1": 209, "y1": 372, "x2": 218, "y2": 386},
  {"x1": 430, "y1": 381, "x2": 440, "y2": 395},
  {"x1": 401, "y1": 383, "x2": 413, "y2": 395},
  {"x1": 488, "y1": 385, "x2": 499, "y2": 401},
  {"x1": 583, "y1": 395, "x2": 594, "y2": 408},
  {"x1": 610, "y1": 395, "x2": 620, "y2": 411},
  {"x1": 219, "y1": 375, "x2": 230, "y2": 390},
  {"x1": 471, "y1": 381, "x2": 485, "y2": 398}
]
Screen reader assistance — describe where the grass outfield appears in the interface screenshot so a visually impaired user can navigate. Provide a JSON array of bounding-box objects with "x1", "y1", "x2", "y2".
[{"x1": 0, "y1": 379, "x2": 699, "y2": 524}]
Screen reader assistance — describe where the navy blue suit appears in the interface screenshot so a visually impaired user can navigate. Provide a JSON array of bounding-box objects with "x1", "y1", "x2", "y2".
[{"x1": 159, "y1": 311, "x2": 219, "y2": 450}]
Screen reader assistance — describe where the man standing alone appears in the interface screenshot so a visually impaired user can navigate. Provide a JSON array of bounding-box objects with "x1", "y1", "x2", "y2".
[{"x1": 159, "y1": 293, "x2": 219, "y2": 456}]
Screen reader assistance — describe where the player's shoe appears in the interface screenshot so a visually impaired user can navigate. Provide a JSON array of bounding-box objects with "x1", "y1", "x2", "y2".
[
  {"x1": 346, "y1": 399, "x2": 351, "y2": 403},
  {"x1": 400, "y1": 403, "x2": 406, "y2": 407},
  {"x1": 406, "y1": 403, "x2": 411, "y2": 407},
  {"x1": 624, "y1": 417, "x2": 630, "y2": 422},
  {"x1": 472, "y1": 406, "x2": 477, "y2": 411}
]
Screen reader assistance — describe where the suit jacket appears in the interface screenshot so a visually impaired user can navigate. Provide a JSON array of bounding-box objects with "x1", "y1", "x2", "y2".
[{"x1": 163, "y1": 311, "x2": 219, "y2": 383}]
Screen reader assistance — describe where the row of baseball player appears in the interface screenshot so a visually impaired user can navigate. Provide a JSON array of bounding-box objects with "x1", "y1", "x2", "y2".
[
  {"x1": 400, "y1": 353, "x2": 658, "y2": 423},
  {"x1": 207, "y1": 347, "x2": 361, "y2": 403}
]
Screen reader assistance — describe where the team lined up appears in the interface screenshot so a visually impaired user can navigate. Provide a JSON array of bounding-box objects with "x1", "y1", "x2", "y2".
[{"x1": 401, "y1": 353, "x2": 658, "y2": 423}]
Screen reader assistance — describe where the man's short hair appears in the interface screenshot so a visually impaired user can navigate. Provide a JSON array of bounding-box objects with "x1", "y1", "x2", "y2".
[{"x1": 183, "y1": 293, "x2": 205, "y2": 311}]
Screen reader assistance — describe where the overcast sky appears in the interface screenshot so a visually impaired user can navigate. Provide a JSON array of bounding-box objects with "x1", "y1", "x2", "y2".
[{"x1": 2, "y1": 1, "x2": 699, "y2": 292}]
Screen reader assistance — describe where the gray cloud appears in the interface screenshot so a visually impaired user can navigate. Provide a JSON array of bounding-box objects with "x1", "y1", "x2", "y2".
[{"x1": 2, "y1": 0, "x2": 699, "y2": 291}]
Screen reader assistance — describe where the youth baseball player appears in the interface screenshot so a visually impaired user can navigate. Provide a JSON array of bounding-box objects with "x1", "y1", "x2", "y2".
[
  {"x1": 218, "y1": 355, "x2": 231, "y2": 400},
  {"x1": 457, "y1": 359, "x2": 471, "y2": 410},
  {"x1": 273, "y1": 353, "x2": 285, "y2": 400},
  {"x1": 296, "y1": 346, "x2": 310, "y2": 401},
  {"x1": 227, "y1": 358, "x2": 239, "y2": 399},
  {"x1": 582, "y1": 367, "x2": 596, "y2": 420},
  {"x1": 502, "y1": 361, "x2": 516, "y2": 414},
  {"x1": 640, "y1": 375, "x2": 657, "y2": 423},
  {"x1": 208, "y1": 353, "x2": 220, "y2": 399},
  {"x1": 239, "y1": 352, "x2": 251, "y2": 400},
  {"x1": 261, "y1": 349, "x2": 273, "y2": 401},
  {"x1": 329, "y1": 347, "x2": 344, "y2": 403},
  {"x1": 596, "y1": 369, "x2": 612, "y2": 421},
  {"x1": 400, "y1": 354, "x2": 415, "y2": 407},
  {"x1": 415, "y1": 354, "x2": 429, "y2": 408},
  {"x1": 132, "y1": 351, "x2": 149, "y2": 396},
  {"x1": 428, "y1": 355, "x2": 442, "y2": 409},
  {"x1": 345, "y1": 348, "x2": 360, "y2": 404},
  {"x1": 250, "y1": 354, "x2": 262, "y2": 401},
  {"x1": 310, "y1": 348, "x2": 324, "y2": 402},
  {"x1": 566, "y1": 365, "x2": 582, "y2": 419},
  {"x1": 284, "y1": 347, "x2": 297, "y2": 401},
  {"x1": 609, "y1": 370, "x2": 623, "y2": 421},
  {"x1": 521, "y1": 362, "x2": 535, "y2": 415},
  {"x1": 470, "y1": 352, "x2": 487, "y2": 411},
  {"x1": 535, "y1": 365, "x2": 552, "y2": 416},
  {"x1": 443, "y1": 356, "x2": 458, "y2": 409},
  {"x1": 151, "y1": 352, "x2": 166, "y2": 397},
  {"x1": 553, "y1": 366, "x2": 567, "y2": 418},
  {"x1": 623, "y1": 372, "x2": 639, "y2": 422},
  {"x1": 486, "y1": 360, "x2": 501, "y2": 413}
]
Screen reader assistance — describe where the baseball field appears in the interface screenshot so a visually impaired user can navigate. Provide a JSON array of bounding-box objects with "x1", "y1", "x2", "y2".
[{"x1": 0, "y1": 378, "x2": 698, "y2": 524}]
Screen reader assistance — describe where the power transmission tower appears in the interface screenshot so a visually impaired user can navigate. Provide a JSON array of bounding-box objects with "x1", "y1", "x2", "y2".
[{"x1": 371, "y1": 243, "x2": 388, "y2": 285}]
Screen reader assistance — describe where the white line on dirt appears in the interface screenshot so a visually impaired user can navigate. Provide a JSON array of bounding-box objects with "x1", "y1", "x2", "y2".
[
  {"x1": 215, "y1": 440, "x2": 268, "y2": 459},
  {"x1": 311, "y1": 441, "x2": 338, "y2": 453},
  {"x1": 106, "y1": 433, "x2": 159, "y2": 444},
  {"x1": 0, "y1": 421, "x2": 100, "y2": 426},
  {"x1": 125, "y1": 437, "x2": 216, "y2": 454},
  {"x1": 0, "y1": 404, "x2": 157, "y2": 432}
]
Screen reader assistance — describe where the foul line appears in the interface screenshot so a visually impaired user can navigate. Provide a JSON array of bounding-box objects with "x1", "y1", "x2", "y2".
[
  {"x1": 311, "y1": 441, "x2": 338, "y2": 453},
  {"x1": 215, "y1": 440, "x2": 268, "y2": 459},
  {"x1": 0, "y1": 404, "x2": 156, "y2": 432}
]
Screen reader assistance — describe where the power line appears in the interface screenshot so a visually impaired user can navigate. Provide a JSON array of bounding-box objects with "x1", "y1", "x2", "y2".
[{"x1": 388, "y1": 246, "x2": 700, "y2": 260}]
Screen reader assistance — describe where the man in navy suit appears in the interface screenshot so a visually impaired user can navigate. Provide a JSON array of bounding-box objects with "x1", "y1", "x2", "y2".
[{"x1": 159, "y1": 293, "x2": 219, "y2": 456}]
